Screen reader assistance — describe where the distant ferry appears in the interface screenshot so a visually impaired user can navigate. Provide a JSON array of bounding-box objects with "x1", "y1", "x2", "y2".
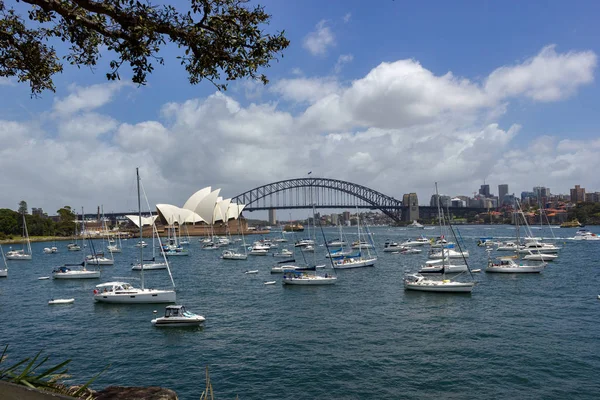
[
  {"x1": 560, "y1": 219, "x2": 582, "y2": 228},
  {"x1": 284, "y1": 223, "x2": 304, "y2": 232}
]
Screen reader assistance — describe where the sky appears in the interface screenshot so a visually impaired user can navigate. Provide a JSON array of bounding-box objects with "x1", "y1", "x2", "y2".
[{"x1": 1, "y1": 0, "x2": 599, "y2": 218}]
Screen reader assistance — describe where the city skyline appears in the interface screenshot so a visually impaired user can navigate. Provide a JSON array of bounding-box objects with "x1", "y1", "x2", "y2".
[{"x1": 1, "y1": 1, "x2": 600, "y2": 214}]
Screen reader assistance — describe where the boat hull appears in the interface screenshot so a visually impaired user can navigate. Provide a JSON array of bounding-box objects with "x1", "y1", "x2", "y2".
[
  {"x1": 151, "y1": 316, "x2": 205, "y2": 327},
  {"x1": 0, "y1": 269, "x2": 7, "y2": 277},
  {"x1": 53, "y1": 271, "x2": 100, "y2": 279},
  {"x1": 282, "y1": 276, "x2": 337, "y2": 285},
  {"x1": 131, "y1": 262, "x2": 167, "y2": 270},
  {"x1": 333, "y1": 257, "x2": 377, "y2": 269},
  {"x1": 404, "y1": 281, "x2": 474, "y2": 293},
  {"x1": 94, "y1": 289, "x2": 176, "y2": 303},
  {"x1": 486, "y1": 265, "x2": 545, "y2": 273}
]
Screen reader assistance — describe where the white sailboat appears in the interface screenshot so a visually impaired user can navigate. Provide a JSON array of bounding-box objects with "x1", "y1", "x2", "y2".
[
  {"x1": 83, "y1": 208, "x2": 114, "y2": 266},
  {"x1": 0, "y1": 244, "x2": 8, "y2": 277},
  {"x1": 94, "y1": 168, "x2": 176, "y2": 304},
  {"x1": 333, "y1": 210, "x2": 376, "y2": 269},
  {"x1": 282, "y1": 205, "x2": 337, "y2": 285},
  {"x1": 221, "y1": 216, "x2": 247, "y2": 260},
  {"x1": 52, "y1": 262, "x2": 100, "y2": 279},
  {"x1": 67, "y1": 211, "x2": 82, "y2": 251},
  {"x1": 404, "y1": 183, "x2": 474, "y2": 293},
  {"x1": 486, "y1": 201, "x2": 546, "y2": 274},
  {"x1": 6, "y1": 214, "x2": 32, "y2": 260}
]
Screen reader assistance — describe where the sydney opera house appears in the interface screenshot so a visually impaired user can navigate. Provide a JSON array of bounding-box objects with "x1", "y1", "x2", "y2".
[{"x1": 126, "y1": 187, "x2": 248, "y2": 236}]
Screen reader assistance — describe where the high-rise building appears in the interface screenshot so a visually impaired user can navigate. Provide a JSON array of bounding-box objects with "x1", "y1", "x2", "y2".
[
  {"x1": 570, "y1": 185, "x2": 586, "y2": 203},
  {"x1": 331, "y1": 214, "x2": 339, "y2": 225},
  {"x1": 268, "y1": 209, "x2": 276, "y2": 225},
  {"x1": 498, "y1": 184, "x2": 508, "y2": 205},
  {"x1": 479, "y1": 184, "x2": 490, "y2": 197},
  {"x1": 402, "y1": 193, "x2": 419, "y2": 222}
]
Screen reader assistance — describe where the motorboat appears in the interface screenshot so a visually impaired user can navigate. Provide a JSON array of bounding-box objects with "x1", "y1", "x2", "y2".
[
  {"x1": 400, "y1": 237, "x2": 430, "y2": 247},
  {"x1": 249, "y1": 247, "x2": 269, "y2": 256},
  {"x1": 382, "y1": 242, "x2": 405, "y2": 252},
  {"x1": 43, "y1": 246, "x2": 58, "y2": 254},
  {"x1": 429, "y1": 237, "x2": 449, "y2": 248},
  {"x1": 301, "y1": 245, "x2": 315, "y2": 252},
  {"x1": 496, "y1": 241, "x2": 519, "y2": 251},
  {"x1": 273, "y1": 249, "x2": 294, "y2": 258},
  {"x1": 135, "y1": 241, "x2": 148, "y2": 248},
  {"x1": 403, "y1": 273, "x2": 473, "y2": 293},
  {"x1": 294, "y1": 239, "x2": 314, "y2": 248},
  {"x1": 517, "y1": 241, "x2": 560, "y2": 254},
  {"x1": 573, "y1": 229, "x2": 600, "y2": 241},
  {"x1": 408, "y1": 220, "x2": 424, "y2": 229},
  {"x1": 67, "y1": 243, "x2": 81, "y2": 251},
  {"x1": 93, "y1": 281, "x2": 176, "y2": 303},
  {"x1": 0, "y1": 269, "x2": 7, "y2": 278},
  {"x1": 151, "y1": 305, "x2": 205, "y2": 327},
  {"x1": 486, "y1": 257, "x2": 546, "y2": 273},
  {"x1": 477, "y1": 237, "x2": 495, "y2": 247},
  {"x1": 399, "y1": 248, "x2": 422, "y2": 255},
  {"x1": 201, "y1": 242, "x2": 220, "y2": 250},
  {"x1": 282, "y1": 271, "x2": 337, "y2": 285},
  {"x1": 221, "y1": 249, "x2": 248, "y2": 260},
  {"x1": 52, "y1": 264, "x2": 100, "y2": 279}
]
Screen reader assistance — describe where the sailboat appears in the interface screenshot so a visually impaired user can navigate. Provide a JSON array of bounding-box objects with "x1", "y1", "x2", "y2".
[
  {"x1": 131, "y1": 220, "x2": 167, "y2": 270},
  {"x1": 221, "y1": 218, "x2": 248, "y2": 260},
  {"x1": 6, "y1": 214, "x2": 32, "y2": 260},
  {"x1": 83, "y1": 208, "x2": 114, "y2": 266},
  {"x1": 94, "y1": 168, "x2": 176, "y2": 303},
  {"x1": 486, "y1": 200, "x2": 546, "y2": 273},
  {"x1": 0, "y1": 244, "x2": 8, "y2": 277},
  {"x1": 52, "y1": 261, "x2": 100, "y2": 279},
  {"x1": 332, "y1": 210, "x2": 377, "y2": 269},
  {"x1": 282, "y1": 205, "x2": 336, "y2": 285},
  {"x1": 404, "y1": 183, "x2": 474, "y2": 293},
  {"x1": 67, "y1": 212, "x2": 81, "y2": 251}
]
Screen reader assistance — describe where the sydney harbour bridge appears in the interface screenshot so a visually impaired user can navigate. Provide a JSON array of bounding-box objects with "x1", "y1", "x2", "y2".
[{"x1": 95, "y1": 178, "x2": 487, "y2": 223}]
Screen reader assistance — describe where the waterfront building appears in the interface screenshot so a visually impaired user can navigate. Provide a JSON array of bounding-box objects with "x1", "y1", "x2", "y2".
[
  {"x1": 570, "y1": 185, "x2": 586, "y2": 203},
  {"x1": 479, "y1": 184, "x2": 490, "y2": 197},
  {"x1": 498, "y1": 184, "x2": 508, "y2": 205}
]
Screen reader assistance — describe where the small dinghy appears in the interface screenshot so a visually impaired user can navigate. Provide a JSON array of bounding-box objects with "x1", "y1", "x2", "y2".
[
  {"x1": 151, "y1": 305, "x2": 205, "y2": 327},
  {"x1": 471, "y1": 269, "x2": 481, "y2": 273},
  {"x1": 264, "y1": 281, "x2": 277, "y2": 285},
  {"x1": 38, "y1": 276, "x2": 50, "y2": 280},
  {"x1": 245, "y1": 270, "x2": 259, "y2": 274},
  {"x1": 48, "y1": 298, "x2": 74, "y2": 305}
]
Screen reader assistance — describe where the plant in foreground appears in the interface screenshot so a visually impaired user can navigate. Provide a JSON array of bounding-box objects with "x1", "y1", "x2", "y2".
[{"x1": 0, "y1": 345, "x2": 108, "y2": 399}]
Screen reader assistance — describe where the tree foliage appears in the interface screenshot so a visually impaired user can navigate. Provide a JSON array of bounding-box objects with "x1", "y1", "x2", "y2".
[
  {"x1": 18, "y1": 200, "x2": 28, "y2": 215},
  {"x1": 1, "y1": 0, "x2": 289, "y2": 95}
]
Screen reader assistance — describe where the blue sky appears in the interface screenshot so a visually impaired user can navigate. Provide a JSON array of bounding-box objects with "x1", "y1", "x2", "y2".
[{"x1": 0, "y1": 0, "x2": 599, "y2": 216}]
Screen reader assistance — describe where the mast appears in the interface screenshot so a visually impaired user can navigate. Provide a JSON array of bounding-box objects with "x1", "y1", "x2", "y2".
[
  {"x1": 434, "y1": 182, "x2": 446, "y2": 275},
  {"x1": 137, "y1": 167, "x2": 144, "y2": 290}
]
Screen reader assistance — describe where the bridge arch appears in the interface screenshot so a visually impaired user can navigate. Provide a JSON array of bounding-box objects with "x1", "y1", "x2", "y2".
[{"x1": 231, "y1": 178, "x2": 403, "y2": 222}]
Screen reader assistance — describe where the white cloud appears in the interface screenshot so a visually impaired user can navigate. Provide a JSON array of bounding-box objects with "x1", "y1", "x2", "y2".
[
  {"x1": 53, "y1": 82, "x2": 130, "y2": 115},
  {"x1": 271, "y1": 77, "x2": 341, "y2": 104},
  {"x1": 343, "y1": 13, "x2": 351, "y2": 23},
  {"x1": 303, "y1": 20, "x2": 335, "y2": 56},
  {"x1": 485, "y1": 45, "x2": 597, "y2": 102},
  {"x1": 334, "y1": 54, "x2": 354, "y2": 74}
]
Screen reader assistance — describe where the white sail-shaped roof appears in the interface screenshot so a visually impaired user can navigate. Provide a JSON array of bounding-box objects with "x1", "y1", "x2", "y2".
[
  {"x1": 125, "y1": 215, "x2": 158, "y2": 227},
  {"x1": 194, "y1": 189, "x2": 221, "y2": 224},
  {"x1": 214, "y1": 198, "x2": 231, "y2": 222},
  {"x1": 182, "y1": 186, "x2": 212, "y2": 212},
  {"x1": 156, "y1": 204, "x2": 204, "y2": 225},
  {"x1": 226, "y1": 203, "x2": 245, "y2": 220}
]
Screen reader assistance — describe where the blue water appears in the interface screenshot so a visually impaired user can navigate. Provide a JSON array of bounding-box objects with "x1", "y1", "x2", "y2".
[{"x1": 1, "y1": 226, "x2": 600, "y2": 399}]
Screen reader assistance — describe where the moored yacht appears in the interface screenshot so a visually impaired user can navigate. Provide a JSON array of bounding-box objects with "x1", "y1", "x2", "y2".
[{"x1": 151, "y1": 305, "x2": 205, "y2": 327}]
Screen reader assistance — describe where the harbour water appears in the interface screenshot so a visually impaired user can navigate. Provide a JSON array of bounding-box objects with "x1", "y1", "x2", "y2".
[{"x1": 1, "y1": 225, "x2": 600, "y2": 399}]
